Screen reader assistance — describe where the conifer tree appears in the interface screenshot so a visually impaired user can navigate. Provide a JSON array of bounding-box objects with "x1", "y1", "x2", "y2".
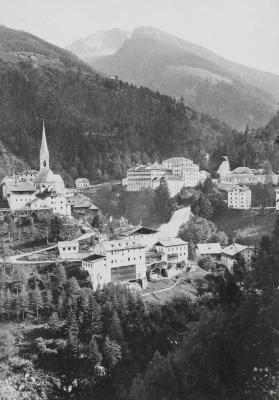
[
  {"x1": 5, "y1": 288, "x2": 12, "y2": 321},
  {"x1": 20, "y1": 284, "x2": 30, "y2": 320},
  {"x1": 0, "y1": 290, "x2": 5, "y2": 322},
  {"x1": 89, "y1": 335, "x2": 102, "y2": 367},
  {"x1": 108, "y1": 309, "x2": 124, "y2": 344},
  {"x1": 103, "y1": 336, "x2": 122, "y2": 371},
  {"x1": 44, "y1": 289, "x2": 54, "y2": 315},
  {"x1": 31, "y1": 283, "x2": 44, "y2": 319}
]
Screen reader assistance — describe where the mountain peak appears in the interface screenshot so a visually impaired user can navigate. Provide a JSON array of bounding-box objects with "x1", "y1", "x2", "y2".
[{"x1": 67, "y1": 28, "x2": 130, "y2": 60}]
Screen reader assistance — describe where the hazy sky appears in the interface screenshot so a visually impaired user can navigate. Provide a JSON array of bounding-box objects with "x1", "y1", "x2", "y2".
[{"x1": 1, "y1": 0, "x2": 279, "y2": 75}]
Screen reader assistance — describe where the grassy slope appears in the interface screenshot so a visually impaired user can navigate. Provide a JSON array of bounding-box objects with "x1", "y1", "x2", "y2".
[{"x1": 213, "y1": 209, "x2": 276, "y2": 244}]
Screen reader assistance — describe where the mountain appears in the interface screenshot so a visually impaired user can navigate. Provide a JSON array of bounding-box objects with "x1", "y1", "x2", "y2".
[
  {"x1": 81, "y1": 26, "x2": 279, "y2": 129},
  {"x1": 0, "y1": 25, "x2": 240, "y2": 183},
  {"x1": 67, "y1": 29, "x2": 130, "y2": 62}
]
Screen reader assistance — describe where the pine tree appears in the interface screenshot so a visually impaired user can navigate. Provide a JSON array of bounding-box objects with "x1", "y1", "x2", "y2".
[
  {"x1": 5, "y1": 288, "x2": 12, "y2": 321},
  {"x1": 0, "y1": 267, "x2": 7, "y2": 291},
  {"x1": 108, "y1": 309, "x2": 124, "y2": 344},
  {"x1": 20, "y1": 284, "x2": 30, "y2": 320},
  {"x1": 89, "y1": 335, "x2": 102, "y2": 367},
  {"x1": 44, "y1": 289, "x2": 54, "y2": 315},
  {"x1": 90, "y1": 298, "x2": 103, "y2": 336},
  {"x1": 66, "y1": 277, "x2": 80, "y2": 309},
  {"x1": 0, "y1": 290, "x2": 5, "y2": 322},
  {"x1": 31, "y1": 283, "x2": 44, "y2": 319},
  {"x1": 103, "y1": 336, "x2": 122, "y2": 371}
]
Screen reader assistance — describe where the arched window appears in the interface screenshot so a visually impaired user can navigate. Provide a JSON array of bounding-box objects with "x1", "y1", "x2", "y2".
[{"x1": 43, "y1": 160, "x2": 47, "y2": 168}]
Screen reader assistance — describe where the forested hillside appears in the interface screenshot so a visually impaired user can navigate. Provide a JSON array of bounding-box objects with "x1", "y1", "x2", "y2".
[
  {"x1": 0, "y1": 26, "x2": 232, "y2": 183},
  {"x1": 89, "y1": 26, "x2": 279, "y2": 129}
]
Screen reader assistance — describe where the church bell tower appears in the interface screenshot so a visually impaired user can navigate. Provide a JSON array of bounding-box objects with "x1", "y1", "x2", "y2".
[{"x1": 40, "y1": 121, "x2": 49, "y2": 171}]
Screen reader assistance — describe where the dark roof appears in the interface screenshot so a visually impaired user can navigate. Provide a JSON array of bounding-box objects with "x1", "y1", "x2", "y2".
[{"x1": 82, "y1": 254, "x2": 105, "y2": 262}]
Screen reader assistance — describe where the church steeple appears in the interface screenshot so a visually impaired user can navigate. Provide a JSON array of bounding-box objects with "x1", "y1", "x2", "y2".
[{"x1": 40, "y1": 121, "x2": 49, "y2": 171}]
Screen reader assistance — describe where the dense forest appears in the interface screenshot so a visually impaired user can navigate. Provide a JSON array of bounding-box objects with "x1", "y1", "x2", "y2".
[
  {"x1": 0, "y1": 26, "x2": 232, "y2": 183},
  {"x1": 1, "y1": 26, "x2": 279, "y2": 184},
  {"x1": 0, "y1": 216, "x2": 279, "y2": 399}
]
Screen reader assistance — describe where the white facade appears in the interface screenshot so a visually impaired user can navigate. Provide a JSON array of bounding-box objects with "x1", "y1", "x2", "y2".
[
  {"x1": 83, "y1": 238, "x2": 147, "y2": 290},
  {"x1": 118, "y1": 226, "x2": 159, "y2": 250},
  {"x1": 75, "y1": 178, "x2": 90, "y2": 188},
  {"x1": 221, "y1": 243, "x2": 255, "y2": 271},
  {"x1": 26, "y1": 193, "x2": 71, "y2": 216},
  {"x1": 7, "y1": 183, "x2": 37, "y2": 210},
  {"x1": 58, "y1": 241, "x2": 79, "y2": 260},
  {"x1": 17, "y1": 170, "x2": 39, "y2": 183},
  {"x1": 276, "y1": 188, "x2": 279, "y2": 210},
  {"x1": 154, "y1": 238, "x2": 188, "y2": 263},
  {"x1": 220, "y1": 167, "x2": 279, "y2": 186},
  {"x1": 162, "y1": 157, "x2": 200, "y2": 188},
  {"x1": 228, "y1": 185, "x2": 251, "y2": 209},
  {"x1": 126, "y1": 163, "x2": 170, "y2": 192}
]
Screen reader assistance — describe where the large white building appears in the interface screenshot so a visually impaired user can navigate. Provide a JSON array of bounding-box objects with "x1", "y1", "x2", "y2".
[
  {"x1": 58, "y1": 240, "x2": 79, "y2": 260},
  {"x1": 221, "y1": 243, "x2": 255, "y2": 271},
  {"x1": 17, "y1": 170, "x2": 39, "y2": 183},
  {"x1": 276, "y1": 188, "x2": 279, "y2": 211},
  {"x1": 228, "y1": 185, "x2": 251, "y2": 209},
  {"x1": 34, "y1": 123, "x2": 65, "y2": 194},
  {"x1": 75, "y1": 178, "x2": 90, "y2": 188},
  {"x1": 117, "y1": 226, "x2": 159, "y2": 249},
  {"x1": 126, "y1": 163, "x2": 170, "y2": 192},
  {"x1": 6, "y1": 183, "x2": 37, "y2": 210},
  {"x1": 220, "y1": 166, "x2": 279, "y2": 186},
  {"x1": 26, "y1": 192, "x2": 71, "y2": 216},
  {"x1": 125, "y1": 157, "x2": 200, "y2": 196},
  {"x1": 82, "y1": 238, "x2": 147, "y2": 290},
  {"x1": 162, "y1": 157, "x2": 200, "y2": 187},
  {"x1": 154, "y1": 238, "x2": 188, "y2": 263}
]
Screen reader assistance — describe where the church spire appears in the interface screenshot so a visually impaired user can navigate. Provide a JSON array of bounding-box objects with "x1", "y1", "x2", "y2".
[{"x1": 40, "y1": 121, "x2": 49, "y2": 171}]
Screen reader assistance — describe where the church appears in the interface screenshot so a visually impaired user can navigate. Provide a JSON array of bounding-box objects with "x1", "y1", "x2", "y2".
[{"x1": 34, "y1": 123, "x2": 65, "y2": 194}]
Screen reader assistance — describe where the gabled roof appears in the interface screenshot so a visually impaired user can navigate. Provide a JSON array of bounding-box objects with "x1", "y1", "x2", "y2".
[
  {"x1": 34, "y1": 168, "x2": 64, "y2": 184},
  {"x1": 75, "y1": 178, "x2": 89, "y2": 183},
  {"x1": 58, "y1": 240, "x2": 79, "y2": 247},
  {"x1": 197, "y1": 243, "x2": 222, "y2": 255},
  {"x1": 118, "y1": 226, "x2": 158, "y2": 237},
  {"x1": 222, "y1": 243, "x2": 254, "y2": 257},
  {"x1": 163, "y1": 157, "x2": 192, "y2": 163},
  {"x1": 230, "y1": 167, "x2": 253, "y2": 175},
  {"x1": 155, "y1": 238, "x2": 188, "y2": 247},
  {"x1": 9, "y1": 183, "x2": 36, "y2": 192},
  {"x1": 99, "y1": 240, "x2": 145, "y2": 252},
  {"x1": 82, "y1": 254, "x2": 105, "y2": 262}
]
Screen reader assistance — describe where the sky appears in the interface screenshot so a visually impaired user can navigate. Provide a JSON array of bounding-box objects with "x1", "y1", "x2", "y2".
[{"x1": 1, "y1": 0, "x2": 279, "y2": 75}]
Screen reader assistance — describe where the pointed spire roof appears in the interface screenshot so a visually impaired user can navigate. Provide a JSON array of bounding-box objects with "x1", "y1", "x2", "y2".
[{"x1": 40, "y1": 121, "x2": 49, "y2": 156}]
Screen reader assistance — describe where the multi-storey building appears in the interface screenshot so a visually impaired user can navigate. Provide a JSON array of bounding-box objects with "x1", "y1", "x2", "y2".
[
  {"x1": 220, "y1": 167, "x2": 279, "y2": 185},
  {"x1": 162, "y1": 157, "x2": 200, "y2": 187},
  {"x1": 26, "y1": 193, "x2": 72, "y2": 216},
  {"x1": 154, "y1": 238, "x2": 188, "y2": 263},
  {"x1": 6, "y1": 183, "x2": 37, "y2": 210},
  {"x1": 75, "y1": 178, "x2": 90, "y2": 188},
  {"x1": 221, "y1": 243, "x2": 255, "y2": 271},
  {"x1": 58, "y1": 240, "x2": 79, "y2": 260},
  {"x1": 82, "y1": 239, "x2": 147, "y2": 290},
  {"x1": 126, "y1": 163, "x2": 170, "y2": 192},
  {"x1": 17, "y1": 170, "x2": 39, "y2": 183},
  {"x1": 276, "y1": 188, "x2": 279, "y2": 211},
  {"x1": 228, "y1": 185, "x2": 251, "y2": 209}
]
